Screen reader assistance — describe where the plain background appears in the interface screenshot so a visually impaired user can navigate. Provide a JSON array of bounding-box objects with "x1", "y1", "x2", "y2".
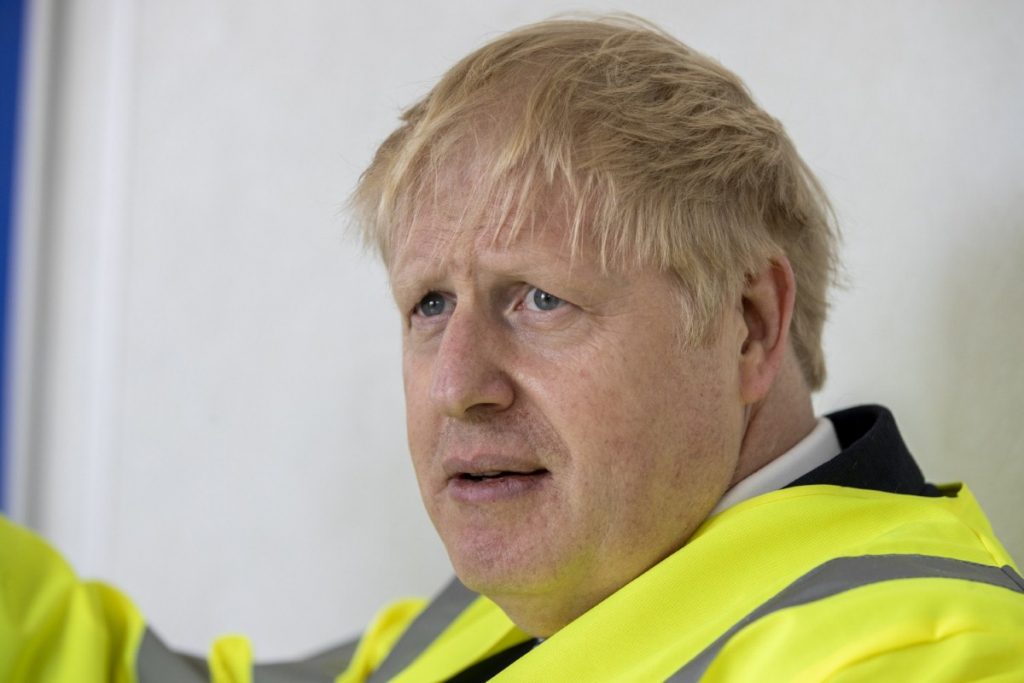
[{"x1": 8, "y1": 0, "x2": 1023, "y2": 659}]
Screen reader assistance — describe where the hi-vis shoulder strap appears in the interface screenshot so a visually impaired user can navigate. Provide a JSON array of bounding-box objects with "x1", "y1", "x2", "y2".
[
  {"x1": 666, "y1": 554, "x2": 1024, "y2": 683},
  {"x1": 366, "y1": 580, "x2": 477, "y2": 682},
  {"x1": 134, "y1": 580, "x2": 476, "y2": 683},
  {"x1": 134, "y1": 555, "x2": 1023, "y2": 682},
  {"x1": 367, "y1": 554, "x2": 1024, "y2": 682}
]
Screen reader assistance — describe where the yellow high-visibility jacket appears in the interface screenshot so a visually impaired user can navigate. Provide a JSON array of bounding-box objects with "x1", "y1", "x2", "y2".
[{"x1": 2, "y1": 482, "x2": 1023, "y2": 682}]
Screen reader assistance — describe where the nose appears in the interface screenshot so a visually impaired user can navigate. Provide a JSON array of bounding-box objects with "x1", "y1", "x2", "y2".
[{"x1": 429, "y1": 307, "x2": 515, "y2": 418}]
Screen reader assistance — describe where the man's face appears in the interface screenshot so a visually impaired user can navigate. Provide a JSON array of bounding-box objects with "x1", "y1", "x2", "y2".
[{"x1": 390, "y1": 201, "x2": 747, "y2": 634}]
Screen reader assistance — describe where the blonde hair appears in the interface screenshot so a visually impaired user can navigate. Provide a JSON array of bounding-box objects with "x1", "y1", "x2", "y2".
[{"x1": 351, "y1": 16, "x2": 838, "y2": 389}]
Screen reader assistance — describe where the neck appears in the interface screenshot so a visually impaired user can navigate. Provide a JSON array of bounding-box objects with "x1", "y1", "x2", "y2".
[{"x1": 732, "y1": 347, "x2": 817, "y2": 485}]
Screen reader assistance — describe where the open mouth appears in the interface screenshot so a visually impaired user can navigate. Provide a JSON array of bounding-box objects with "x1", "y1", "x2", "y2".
[
  {"x1": 458, "y1": 469, "x2": 548, "y2": 482},
  {"x1": 442, "y1": 454, "x2": 552, "y2": 502}
]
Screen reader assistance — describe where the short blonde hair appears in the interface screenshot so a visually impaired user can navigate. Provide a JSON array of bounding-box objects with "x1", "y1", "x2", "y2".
[{"x1": 351, "y1": 16, "x2": 838, "y2": 389}]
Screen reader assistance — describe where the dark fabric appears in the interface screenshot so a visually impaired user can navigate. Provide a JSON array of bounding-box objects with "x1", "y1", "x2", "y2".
[
  {"x1": 444, "y1": 639, "x2": 539, "y2": 683},
  {"x1": 787, "y1": 405, "x2": 940, "y2": 496},
  {"x1": 445, "y1": 404, "x2": 936, "y2": 681}
]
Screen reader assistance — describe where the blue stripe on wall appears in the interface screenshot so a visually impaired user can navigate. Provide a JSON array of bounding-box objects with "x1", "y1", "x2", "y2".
[{"x1": 0, "y1": 0, "x2": 27, "y2": 511}]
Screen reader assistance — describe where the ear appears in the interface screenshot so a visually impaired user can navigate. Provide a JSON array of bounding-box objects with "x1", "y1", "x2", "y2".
[{"x1": 738, "y1": 255, "x2": 797, "y2": 405}]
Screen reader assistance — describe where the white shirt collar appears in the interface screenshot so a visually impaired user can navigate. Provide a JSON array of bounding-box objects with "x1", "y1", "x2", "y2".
[{"x1": 710, "y1": 417, "x2": 841, "y2": 516}]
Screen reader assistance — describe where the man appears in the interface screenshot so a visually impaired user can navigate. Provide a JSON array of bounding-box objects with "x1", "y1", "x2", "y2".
[{"x1": 3, "y1": 15, "x2": 1023, "y2": 682}]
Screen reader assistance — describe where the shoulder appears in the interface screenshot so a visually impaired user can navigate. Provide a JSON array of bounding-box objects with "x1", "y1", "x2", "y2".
[
  {"x1": 0, "y1": 516, "x2": 146, "y2": 682},
  {"x1": 700, "y1": 563, "x2": 1024, "y2": 681}
]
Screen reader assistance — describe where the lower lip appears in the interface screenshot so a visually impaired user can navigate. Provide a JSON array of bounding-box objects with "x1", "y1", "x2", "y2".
[{"x1": 446, "y1": 472, "x2": 550, "y2": 503}]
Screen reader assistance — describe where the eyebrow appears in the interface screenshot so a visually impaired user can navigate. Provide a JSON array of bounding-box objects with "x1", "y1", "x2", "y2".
[
  {"x1": 390, "y1": 245, "x2": 561, "y2": 290},
  {"x1": 386, "y1": 228, "x2": 630, "y2": 306}
]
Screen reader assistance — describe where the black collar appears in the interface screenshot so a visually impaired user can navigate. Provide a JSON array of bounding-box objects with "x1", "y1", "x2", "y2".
[{"x1": 787, "y1": 405, "x2": 938, "y2": 497}]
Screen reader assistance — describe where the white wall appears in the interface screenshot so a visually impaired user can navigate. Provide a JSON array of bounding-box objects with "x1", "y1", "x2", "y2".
[{"x1": 10, "y1": 0, "x2": 1023, "y2": 659}]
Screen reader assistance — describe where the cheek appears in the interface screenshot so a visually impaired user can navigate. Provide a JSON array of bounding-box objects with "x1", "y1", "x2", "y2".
[
  {"x1": 402, "y1": 353, "x2": 437, "y2": 474},
  {"x1": 402, "y1": 346, "x2": 433, "y2": 416},
  {"x1": 568, "y1": 344, "x2": 734, "y2": 495}
]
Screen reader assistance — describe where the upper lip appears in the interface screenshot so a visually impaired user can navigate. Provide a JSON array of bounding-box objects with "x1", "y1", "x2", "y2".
[{"x1": 442, "y1": 454, "x2": 548, "y2": 480}]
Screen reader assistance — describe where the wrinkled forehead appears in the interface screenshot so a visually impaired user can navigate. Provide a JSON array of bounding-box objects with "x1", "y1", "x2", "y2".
[{"x1": 385, "y1": 162, "x2": 585, "y2": 279}]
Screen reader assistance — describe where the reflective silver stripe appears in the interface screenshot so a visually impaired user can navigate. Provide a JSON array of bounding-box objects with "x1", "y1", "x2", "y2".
[
  {"x1": 666, "y1": 554, "x2": 1024, "y2": 683},
  {"x1": 136, "y1": 629, "x2": 209, "y2": 683},
  {"x1": 366, "y1": 577, "x2": 478, "y2": 683},
  {"x1": 136, "y1": 627, "x2": 358, "y2": 682},
  {"x1": 133, "y1": 582, "x2": 474, "y2": 682},
  {"x1": 252, "y1": 638, "x2": 360, "y2": 682}
]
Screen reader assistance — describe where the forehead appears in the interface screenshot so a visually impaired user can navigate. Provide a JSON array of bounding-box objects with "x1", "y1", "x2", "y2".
[
  {"x1": 386, "y1": 174, "x2": 590, "y2": 277},
  {"x1": 388, "y1": 206, "x2": 582, "y2": 286}
]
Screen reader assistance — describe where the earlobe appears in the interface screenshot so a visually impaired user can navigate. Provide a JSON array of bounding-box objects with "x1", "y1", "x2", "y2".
[{"x1": 738, "y1": 256, "x2": 797, "y2": 405}]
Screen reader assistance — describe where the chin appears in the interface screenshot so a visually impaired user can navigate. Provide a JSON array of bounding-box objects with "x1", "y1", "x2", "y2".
[
  {"x1": 453, "y1": 552, "x2": 613, "y2": 637},
  {"x1": 443, "y1": 528, "x2": 566, "y2": 599},
  {"x1": 448, "y1": 545, "x2": 543, "y2": 595}
]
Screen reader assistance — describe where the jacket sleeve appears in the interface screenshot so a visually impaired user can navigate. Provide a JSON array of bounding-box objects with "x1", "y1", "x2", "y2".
[
  {"x1": 0, "y1": 515, "x2": 145, "y2": 682},
  {"x1": 0, "y1": 516, "x2": 428, "y2": 683}
]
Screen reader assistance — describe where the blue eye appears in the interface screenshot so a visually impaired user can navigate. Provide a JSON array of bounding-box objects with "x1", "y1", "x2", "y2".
[
  {"x1": 415, "y1": 292, "x2": 448, "y2": 317},
  {"x1": 525, "y1": 287, "x2": 563, "y2": 312}
]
